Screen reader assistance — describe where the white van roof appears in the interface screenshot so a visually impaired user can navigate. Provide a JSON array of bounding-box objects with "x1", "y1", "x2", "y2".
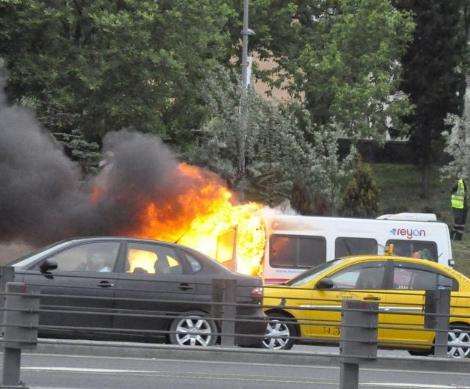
[{"x1": 376, "y1": 213, "x2": 437, "y2": 222}]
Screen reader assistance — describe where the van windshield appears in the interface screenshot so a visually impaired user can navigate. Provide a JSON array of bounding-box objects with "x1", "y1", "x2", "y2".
[{"x1": 286, "y1": 259, "x2": 344, "y2": 286}]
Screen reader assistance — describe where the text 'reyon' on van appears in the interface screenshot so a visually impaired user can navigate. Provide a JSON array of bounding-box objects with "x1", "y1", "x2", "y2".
[{"x1": 261, "y1": 213, "x2": 452, "y2": 284}]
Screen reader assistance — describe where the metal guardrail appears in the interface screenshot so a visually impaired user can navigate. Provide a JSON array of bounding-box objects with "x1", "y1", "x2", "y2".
[{"x1": 0, "y1": 267, "x2": 469, "y2": 388}]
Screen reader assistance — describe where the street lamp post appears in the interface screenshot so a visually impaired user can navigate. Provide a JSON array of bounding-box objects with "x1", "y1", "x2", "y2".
[
  {"x1": 241, "y1": 0, "x2": 252, "y2": 91},
  {"x1": 238, "y1": 0, "x2": 254, "y2": 198}
]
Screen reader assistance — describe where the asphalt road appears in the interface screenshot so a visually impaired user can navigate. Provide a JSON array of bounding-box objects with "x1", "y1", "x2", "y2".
[{"x1": 4, "y1": 348, "x2": 469, "y2": 389}]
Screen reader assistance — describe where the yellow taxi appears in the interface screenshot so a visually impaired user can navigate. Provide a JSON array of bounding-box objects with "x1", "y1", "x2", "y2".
[{"x1": 262, "y1": 256, "x2": 470, "y2": 358}]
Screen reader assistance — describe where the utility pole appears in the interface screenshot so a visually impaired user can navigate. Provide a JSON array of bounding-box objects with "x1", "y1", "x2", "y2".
[
  {"x1": 241, "y1": 0, "x2": 251, "y2": 91},
  {"x1": 238, "y1": 0, "x2": 254, "y2": 199}
]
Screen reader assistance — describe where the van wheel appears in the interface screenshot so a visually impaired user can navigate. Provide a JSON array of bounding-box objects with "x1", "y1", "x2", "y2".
[
  {"x1": 262, "y1": 312, "x2": 297, "y2": 350},
  {"x1": 169, "y1": 311, "x2": 218, "y2": 347}
]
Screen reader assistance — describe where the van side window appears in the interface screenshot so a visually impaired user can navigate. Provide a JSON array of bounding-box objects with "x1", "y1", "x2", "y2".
[
  {"x1": 269, "y1": 234, "x2": 326, "y2": 269},
  {"x1": 335, "y1": 237, "x2": 378, "y2": 257},
  {"x1": 386, "y1": 240, "x2": 438, "y2": 261}
]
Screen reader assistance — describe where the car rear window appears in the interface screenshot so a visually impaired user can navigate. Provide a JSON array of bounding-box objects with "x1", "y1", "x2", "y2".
[
  {"x1": 183, "y1": 252, "x2": 203, "y2": 273},
  {"x1": 392, "y1": 265, "x2": 458, "y2": 291},
  {"x1": 126, "y1": 243, "x2": 182, "y2": 275}
]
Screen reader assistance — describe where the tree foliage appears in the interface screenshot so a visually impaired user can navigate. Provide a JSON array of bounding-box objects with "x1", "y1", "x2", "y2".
[
  {"x1": 1, "y1": 1, "x2": 414, "y2": 145},
  {"x1": 395, "y1": 0, "x2": 468, "y2": 196},
  {"x1": 231, "y1": 0, "x2": 414, "y2": 140},
  {"x1": 340, "y1": 157, "x2": 380, "y2": 217},
  {"x1": 0, "y1": 0, "x2": 420, "y2": 213},
  {"x1": 0, "y1": 0, "x2": 233, "y2": 143},
  {"x1": 442, "y1": 75, "x2": 470, "y2": 181},
  {"x1": 53, "y1": 128, "x2": 101, "y2": 176},
  {"x1": 186, "y1": 67, "x2": 355, "y2": 212},
  {"x1": 185, "y1": 68, "x2": 305, "y2": 204}
]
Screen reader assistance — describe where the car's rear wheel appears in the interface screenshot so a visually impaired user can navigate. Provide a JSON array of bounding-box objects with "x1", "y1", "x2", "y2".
[
  {"x1": 262, "y1": 312, "x2": 297, "y2": 350},
  {"x1": 169, "y1": 312, "x2": 218, "y2": 347},
  {"x1": 447, "y1": 325, "x2": 470, "y2": 359}
]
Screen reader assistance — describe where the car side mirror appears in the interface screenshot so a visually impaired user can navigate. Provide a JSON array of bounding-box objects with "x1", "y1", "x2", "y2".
[
  {"x1": 39, "y1": 259, "x2": 58, "y2": 273},
  {"x1": 316, "y1": 277, "x2": 334, "y2": 289}
]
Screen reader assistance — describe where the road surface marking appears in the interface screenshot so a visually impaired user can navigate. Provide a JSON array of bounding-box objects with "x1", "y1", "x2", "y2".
[
  {"x1": 24, "y1": 353, "x2": 470, "y2": 377},
  {"x1": 22, "y1": 366, "x2": 337, "y2": 385},
  {"x1": 365, "y1": 384, "x2": 470, "y2": 389}
]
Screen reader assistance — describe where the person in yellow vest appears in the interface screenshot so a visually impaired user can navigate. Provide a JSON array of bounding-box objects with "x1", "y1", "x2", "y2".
[{"x1": 451, "y1": 178, "x2": 468, "y2": 240}]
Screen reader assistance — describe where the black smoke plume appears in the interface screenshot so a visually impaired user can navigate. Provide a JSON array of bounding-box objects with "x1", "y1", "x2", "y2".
[{"x1": 0, "y1": 69, "x2": 201, "y2": 247}]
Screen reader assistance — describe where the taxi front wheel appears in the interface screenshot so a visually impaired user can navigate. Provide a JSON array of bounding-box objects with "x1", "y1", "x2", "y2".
[{"x1": 262, "y1": 312, "x2": 297, "y2": 350}]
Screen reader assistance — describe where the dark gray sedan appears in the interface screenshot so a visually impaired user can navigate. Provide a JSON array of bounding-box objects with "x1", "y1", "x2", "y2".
[{"x1": 11, "y1": 237, "x2": 265, "y2": 347}]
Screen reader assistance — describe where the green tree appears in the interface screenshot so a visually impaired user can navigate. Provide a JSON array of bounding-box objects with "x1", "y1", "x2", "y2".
[
  {"x1": 0, "y1": 0, "x2": 232, "y2": 144},
  {"x1": 340, "y1": 158, "x2": 380, "y2": 217},
  {"x1": 291, "y1": 179, "x2": 330, "y2": 215},
  {"x1": 53, "y1": 129, "x2": 101, "y2": 176},
  {"x1": 441, "y1": 2, "x2": 469, "y2": 181},
  {"x1": 396, "y1": 0, "x2": 467, "y2": 197},
  {"x1": 186, "y1": 67, "x2": 355, "y2": 213},
  {"x1": 226, "y1": 0, "x2": 414, "y2": 141},
  {"x1": 185, "y1": 68, "x2": 307, "y2": 203}
]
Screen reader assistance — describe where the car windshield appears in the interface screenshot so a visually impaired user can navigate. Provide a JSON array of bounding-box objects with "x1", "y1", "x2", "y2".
[{"x1": 286, "y1": 258, "x2": 344, "y2": 286}]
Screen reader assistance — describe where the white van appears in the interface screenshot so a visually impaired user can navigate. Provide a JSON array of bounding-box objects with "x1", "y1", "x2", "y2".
[{"x1": 259, "y1": 213, "x2": 453, "y2": 284}]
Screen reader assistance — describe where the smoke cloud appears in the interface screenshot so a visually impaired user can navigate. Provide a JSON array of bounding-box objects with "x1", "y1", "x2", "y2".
[{"x1": 0, "y1": 68, "x2": 202, "y2": 247}]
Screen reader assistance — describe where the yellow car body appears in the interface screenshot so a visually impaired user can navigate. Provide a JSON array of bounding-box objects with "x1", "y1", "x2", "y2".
[{"x1": 263, "y1": 256, "x2": 470, "y2": 357}]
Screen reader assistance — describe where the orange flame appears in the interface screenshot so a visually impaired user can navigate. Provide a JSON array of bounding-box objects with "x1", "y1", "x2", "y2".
[{"x1": 121, "y1": 163, "x2": 266, "y2": 275}]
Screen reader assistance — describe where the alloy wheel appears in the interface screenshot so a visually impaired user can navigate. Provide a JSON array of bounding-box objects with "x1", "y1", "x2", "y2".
[
  {"x1": 262, "y1": 319, "x2": 291, "y2": 350},
  {"x1": 447, "y1": 328, "x2": 470, "y2": 358},
  {"x1": 174, "y1": 316, "x2": 215, "y2": 347}
]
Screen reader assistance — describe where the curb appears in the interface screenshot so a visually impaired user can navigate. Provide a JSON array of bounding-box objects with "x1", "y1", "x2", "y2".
[{"x1": 26, "y1": 339, "x2": 470, "y2": 373}]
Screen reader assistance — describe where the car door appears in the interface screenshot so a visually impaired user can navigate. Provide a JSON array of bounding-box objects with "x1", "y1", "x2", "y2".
[
  {"x1": 177, "y1": 248, "x2": 214, "y2": 313},
  {"x1": 380, "y1": 261, "x2": 455, "y2": 348},
  {"x1": 20, "y1": 240, "x2": 122, "y2": 335},
  {"x1": 113, "y1": 241, "x2": 196, "y2": 339},
  {"x1": 308, "y1": 261, "x2": 389, "y2": 341}
]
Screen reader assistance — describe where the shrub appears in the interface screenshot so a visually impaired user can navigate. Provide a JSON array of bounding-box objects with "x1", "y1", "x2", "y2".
[{"x1": 340, "y1": 159, "x2": 380, "y2": 218}]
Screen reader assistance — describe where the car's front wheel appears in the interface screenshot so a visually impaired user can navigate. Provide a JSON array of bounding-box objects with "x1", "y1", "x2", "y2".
[
  {"x1": 447, "y1": 325, "x2": 470, "y2": 359},
  {"x1": 262, "y1": 312, "x2": 297, "y2": 350},
  {"x1": 169, "y1": 312, "x2": 218, "y2": 347}
]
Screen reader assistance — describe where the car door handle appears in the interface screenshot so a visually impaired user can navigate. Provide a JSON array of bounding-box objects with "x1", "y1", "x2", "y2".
[
  {"x1": 363, "y1": 296, "x2": 381, "y2": 301},
  {"x1": 98, "y1": 280, "x2": 114, "y2": 288},
  {"x1": 178, "y1": 283, "x2": 193, "y2": 291}
]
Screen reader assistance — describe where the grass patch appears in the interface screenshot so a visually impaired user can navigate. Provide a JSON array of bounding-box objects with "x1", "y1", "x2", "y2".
[
  {"x1": 452, "y1": 238, "x2": 470, "y2": 276},
  {"x1": 370, "y1": 163, "x2": 452, "y2": 222}
]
